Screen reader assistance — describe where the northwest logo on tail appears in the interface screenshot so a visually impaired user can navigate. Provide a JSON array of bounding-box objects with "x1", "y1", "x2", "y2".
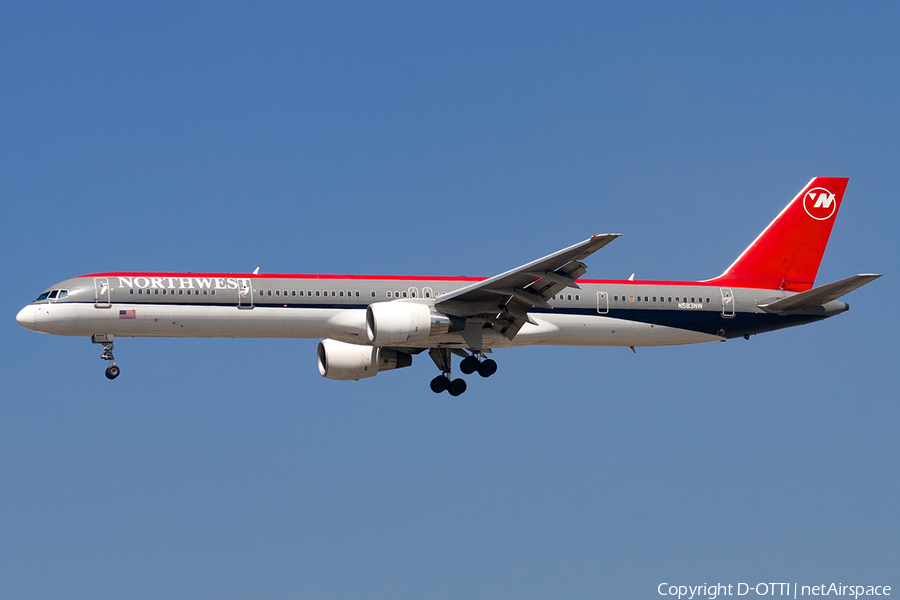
[{"x1": 803, "y1": 187, "x2": 838, "y2": 220}]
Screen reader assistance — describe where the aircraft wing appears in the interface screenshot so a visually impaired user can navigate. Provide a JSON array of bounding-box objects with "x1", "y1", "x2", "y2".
[{"x1": 435, "y1": 234, "x2": 621, "y2": 346}]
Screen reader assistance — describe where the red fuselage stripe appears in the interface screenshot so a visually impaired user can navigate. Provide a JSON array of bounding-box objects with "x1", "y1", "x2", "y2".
[{"x1": 79, "y1": 272, "x2": 732, "y2": 287}]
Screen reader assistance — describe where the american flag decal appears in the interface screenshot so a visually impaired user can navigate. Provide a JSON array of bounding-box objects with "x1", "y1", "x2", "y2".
[{"x1": 119, "y1": 310, "x2": 136, "y2": 319}]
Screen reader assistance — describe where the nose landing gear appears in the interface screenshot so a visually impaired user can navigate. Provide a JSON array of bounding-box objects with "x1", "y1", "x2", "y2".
[{"x1": 92, "y1": 333, "x2": 120, "y2": 380}]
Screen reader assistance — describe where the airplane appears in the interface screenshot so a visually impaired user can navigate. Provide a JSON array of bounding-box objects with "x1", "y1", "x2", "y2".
[{"x1": 16, "y1": 177, "x2": 880, "y2": 395}]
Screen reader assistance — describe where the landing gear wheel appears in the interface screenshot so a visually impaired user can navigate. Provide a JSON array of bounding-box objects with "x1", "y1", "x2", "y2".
[
  {"x1": 430, "y1": 375, "x2": 450, "y2": 394},
  {"x1": 447, "y1": 378, "x2": 467, "y2": 396},
  {"x1": 460, "y1": 355, "x2": 479, "y2": 375},
  {"x1": 477, "y1": 358, "x2": 497, "y2": 378},
  {"x1": 105, "y1": 365, "x2": 120, "y2": 380}
]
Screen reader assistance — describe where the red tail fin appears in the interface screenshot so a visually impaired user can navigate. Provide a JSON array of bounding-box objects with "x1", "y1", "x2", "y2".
[{"x1": 708, "y1": 177, "x2": 849, "y2": 292}]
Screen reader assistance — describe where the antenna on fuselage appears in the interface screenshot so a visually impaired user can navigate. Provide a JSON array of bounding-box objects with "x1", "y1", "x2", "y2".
[{"x1": 252, "y1": 267, "x2": 260, "y2": 275}]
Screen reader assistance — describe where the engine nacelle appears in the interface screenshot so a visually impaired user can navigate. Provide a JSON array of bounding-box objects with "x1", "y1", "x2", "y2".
[
  {"x1": 366, "y1": 302, "x2": 459, "y2": 345},
  {"x1": 317, "y1": 338, "x2": 412, "y2": 381}
]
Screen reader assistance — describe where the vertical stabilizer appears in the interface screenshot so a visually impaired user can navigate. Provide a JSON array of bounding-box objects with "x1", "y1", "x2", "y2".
[{"x1": 708, "y1": 177, "x2": 849, "y2": 292}]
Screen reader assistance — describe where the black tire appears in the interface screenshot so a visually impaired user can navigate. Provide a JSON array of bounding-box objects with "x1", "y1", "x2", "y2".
[
  {"x1": 105, "y1": 365, "x2": 120, "y2": 380},
  {"x1": 430, "y1": 375, "x2": 450, "y2": 393},
  {"x1": 448, "y1": 378, "x2": 467, "y2": 396},
  {"x1": 459, "y1": 355, "x2": 479, "y2": 375},
  {"x1": 477, "y1": 358, "x2": 497, "y2": 378}
]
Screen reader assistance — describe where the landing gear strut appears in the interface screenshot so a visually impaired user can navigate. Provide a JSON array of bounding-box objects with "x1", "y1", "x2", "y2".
[
  {"x1": 92, "y1": 333, "x2": 120, "y2": 380},
  {"x1": 428, "y1": 348, "x2": 467, "y2": 396}
]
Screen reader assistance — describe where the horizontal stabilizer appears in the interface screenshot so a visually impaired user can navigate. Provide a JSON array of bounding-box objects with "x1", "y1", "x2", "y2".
[{"x1": 759, "y1": 274, "x2": 881, "y2": 312}]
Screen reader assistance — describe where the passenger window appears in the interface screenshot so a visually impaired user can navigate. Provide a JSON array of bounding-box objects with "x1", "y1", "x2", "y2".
[
  {"x1": 653, "y1": 296, "x2": 657, "y2": 302},
  {"x1": 644, "y1": 296, "x2": 648, "y2": 302},
  {"x1": 575, "y1": 295, "x2": 580, "y2": 300},
  {"x1": 130, "y1": 289, "x2": 134, "y2": 295},
  {"x1": 637, "y1": 296, "x2": 641, "y2": 302},
  {"x1": 202, "y1": 290, "x2": 207, "y2": 295},
  {"x1": 154, "y1": 289, "x2": 159, "y2": 295},
  {"x1": 691, "y1": 297, "x2": 695, "y2": 303},
  {"x1": 706, "y1": 298, "x2": 710, "y2": 303},
  {"x1": 371, "y1": 291, "x2": 376, "y2": 297},
  {"x1": 402, "y1": 291, "x2": 408, "y2": 298},
  {"x1": 567, "y1": 294, "x2": 572, "y2": 300},
  {"x1": 629, "y1": 296, "x2": 634, "y2": 302},
  {"x1": 315, "y1": 291, "x2": 320, "y2": 297},
  {"x1": 339, "y1": 291, "x2": 344, "y2": 297},
  {"x1": 283, "y1": 290, "x2": 287, "y2": 296},
  {"x1": 668, "y1": 297, "x2": 672, "y2": 302},
  {"x1": 331, "y1": 291, "x2": 336, "y2": 297},
  {"x1": 275, "y1": 290, "x2": 280, "y2": 296},
  {"x1": 211, "y1": 290, "x2": 216, "y2": 295},
  {"x1": 355, "y1": 291, "x2": 360, "y2": 297}
]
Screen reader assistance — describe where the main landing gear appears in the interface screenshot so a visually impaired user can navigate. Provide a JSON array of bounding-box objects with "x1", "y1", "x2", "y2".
[
  {"x1": 459, "y1": 355, "x2": 497, "y2": 378},
  {"x1": 428, "y1": 348, "x2": 497, "y2": 396},
  {"x1": 430, "y1": 374, "x2": 466, "y2": 396},
  {"x1": 92, "y1": 333, "x2": 120, "y2": 380}
]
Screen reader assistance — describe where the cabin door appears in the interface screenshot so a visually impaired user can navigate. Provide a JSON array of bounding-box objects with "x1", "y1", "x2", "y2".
[
  {"x1": 238, "y1": 279, "x2": 254, "y2": 309},
  {"x1": 94, "y1": 277, "x2": 111, "y2": 308},
  {"x1": 596, "y1": 291, "x2": 609, "y2": 314},
  {"x1": 720, "y1": 288, "x2": 735, "y2": 318}
]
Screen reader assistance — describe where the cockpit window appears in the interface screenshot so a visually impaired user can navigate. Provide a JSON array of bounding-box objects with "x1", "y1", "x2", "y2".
[
  {"x1": 59, "y1": 290, "x2": 68, "y2": 298},
  {"x1": 36, "y1": 292, "x2": 50, "y2": 301},
  {"x1": 48, "y1": 290, "x2": 59, "y2": 299}
]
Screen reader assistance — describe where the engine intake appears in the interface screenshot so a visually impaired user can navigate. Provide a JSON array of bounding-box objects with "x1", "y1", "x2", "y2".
[
  {"x1": 317, "y1": 338, "x2": 412, "y2": 381},
  {"x1": 366, "y1": 302, "x2": 461, "y2": 345}
]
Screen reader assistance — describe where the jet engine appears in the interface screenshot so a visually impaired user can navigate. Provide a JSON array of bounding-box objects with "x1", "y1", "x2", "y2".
[
  {"x1": 366, "y1": 302, "x2": 462, "y2": 345},
  {"x1": 317, "y1": 338, "x2": 412, "y2": 381}
]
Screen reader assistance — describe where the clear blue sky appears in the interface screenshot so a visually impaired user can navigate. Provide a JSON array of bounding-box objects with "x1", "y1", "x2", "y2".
[{"x1": 2, "y1": 2, "x2": 898, "y2": 598}]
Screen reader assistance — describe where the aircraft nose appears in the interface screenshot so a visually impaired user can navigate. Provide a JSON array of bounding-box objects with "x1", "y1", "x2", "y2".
[{"x1": 16, "y1": 305, "x2": 36, "y2": 331}]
